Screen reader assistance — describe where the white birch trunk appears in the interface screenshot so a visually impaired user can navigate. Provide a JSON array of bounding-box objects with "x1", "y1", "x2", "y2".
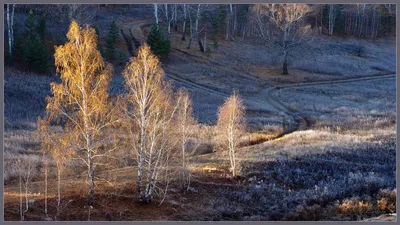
[
  {"x1": 154, "y1": 4, "x2": 159, "y2": 24},
  {"x1": 181, "y1": 4, "x2": 187, "y2": 41}
]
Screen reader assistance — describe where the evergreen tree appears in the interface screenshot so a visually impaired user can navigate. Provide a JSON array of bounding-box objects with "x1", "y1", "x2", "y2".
[
  {"x1": 36, "y1": 16, "x2": 46, "y2": 41},
  {"x1": 27, "y1": 35, "x2": 49, "y2": 73},
  {"x1": 25, "y1": 10, "x2": 36, "y2": 37},
  {"x1": 105, "y1": 20, "x2": 119, "y2": 61},
  {"x1": 17, "y1": 10, "x2": 49, "y2": 74},
  {"x1": 146, "y1": 24, "x2": 171, "y2": 59}
]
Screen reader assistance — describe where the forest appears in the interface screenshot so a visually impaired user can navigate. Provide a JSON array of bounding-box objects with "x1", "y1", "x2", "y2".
[{"x1": 3, "y1": 4, "x2": 397, "y2": 221}]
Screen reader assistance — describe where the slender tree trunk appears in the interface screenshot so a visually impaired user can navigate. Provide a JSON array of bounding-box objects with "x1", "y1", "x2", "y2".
[
  {"x1": 7, "y1": 5, "x2": 11, "y2": 61},
  {"x1": 88, "y1": 150, "x2": 94, "y2": 205},
  {"x1": 25, "y1": 184, "x2": 28, "y2": 213},
  {"x1": 57, "y1": 166, "x2": 61, "y2": 218},
  {"x1": 320, "y1": 5, "x2": 323, "y2": 34},
  {"x1": 138, "y1": 113, "x2": 146, "y2": 202},
  {"x1": 187, "y1": 13, "x2": 193, "y2": 49},
  {"x1": 19, "y1": 174, "x2": 23, "y2": 221},
  {"x1": 282, "y1": 28, "x2": 289, "y2": 75},
  {"x1": 44, "y1": 159, "x2": 48, "y2": 217},
  {"x1": 181, "y1": 4, "x2": 187, "y2": 41},
  {"x1": 226, "y1": 4, "x2": 232, "y2": 41},
  {"x1": 82, "y1": 74, "x2": 95, "y2": 206},
  {"x1": 233, "y1": 5, "x2": 237, "y2": 37},
  {"x1": 154, "y1": 4, "x2": 159, "y2": 25},
  {"x1": 165, "y1": 4, "x2": 171, "y2": 40},
  {"x1": 11, "y1": 4, "x2": 15, "y2": 49},
  {"x1": 195, "y1": 4, "x2": 204, "y2": 52},
  {"x1": 174, "y1": 4, "x2": 178, "y2": 32},
  {"x1": 282, "y1": 51, "x2": 288, "y2": 75}
]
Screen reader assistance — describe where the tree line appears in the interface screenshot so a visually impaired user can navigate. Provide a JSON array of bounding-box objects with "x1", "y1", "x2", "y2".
[{"x1": 5, "y1": 4, "x2": 396, "y2": 75}]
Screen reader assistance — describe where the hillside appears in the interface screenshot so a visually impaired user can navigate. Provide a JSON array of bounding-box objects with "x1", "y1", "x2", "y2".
[{"x1": 3, "y1": 4, "x2": 397, "y2": 221}]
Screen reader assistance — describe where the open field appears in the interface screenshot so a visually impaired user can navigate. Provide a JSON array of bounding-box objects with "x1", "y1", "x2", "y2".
[{"x1": 4, "y1": 4, "x2": 396, "y2": 221}]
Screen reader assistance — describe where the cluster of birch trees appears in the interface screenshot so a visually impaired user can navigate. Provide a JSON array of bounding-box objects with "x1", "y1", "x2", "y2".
[{"x1": 22, "y1": 20, "x2": 247, "y2": 220}]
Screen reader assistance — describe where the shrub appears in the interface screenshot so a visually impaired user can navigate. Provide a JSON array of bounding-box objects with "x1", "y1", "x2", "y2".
[{"x1": 213, "y1": 40, "x2": 219, "y2": 49}]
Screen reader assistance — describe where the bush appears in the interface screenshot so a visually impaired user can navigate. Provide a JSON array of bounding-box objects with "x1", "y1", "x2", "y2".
[
  {"x1": 146, "y1": 24, "x2": 171, "y2": 59},
  {"x1": 213, "y1": 40, "x2": 219, "y2": 50}
]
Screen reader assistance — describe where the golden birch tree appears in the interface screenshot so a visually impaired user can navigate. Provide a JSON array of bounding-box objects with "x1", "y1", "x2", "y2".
[
  {"x1": 42, "y1": 20, "x2": 117, "y2": 206},
  {"x1": 217, "y1": 90, "x2": 246, "y2": 177},
  {"x1": 121, "y1": 43, "x2": 179, "y2": 203}
]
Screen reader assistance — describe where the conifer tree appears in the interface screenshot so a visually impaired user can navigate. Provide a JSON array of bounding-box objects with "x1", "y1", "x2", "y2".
[
  {"x1": 146, "y1": 24, "x2": 171, "y2": 59},
  {"x1": 105, "y1": 20, "x2": 119, "y2": 61}
]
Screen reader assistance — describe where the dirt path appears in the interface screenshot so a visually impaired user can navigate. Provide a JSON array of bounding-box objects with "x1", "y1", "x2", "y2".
[
  {"x1": 261, "y1": 73, "x2": 396, "y2": 136},
  {"x1": 168, "y1": 68, "x2": 395, "y2": 141},
  {"x1": 118, "y1": 19, "x2": 396, "y2": 143}
]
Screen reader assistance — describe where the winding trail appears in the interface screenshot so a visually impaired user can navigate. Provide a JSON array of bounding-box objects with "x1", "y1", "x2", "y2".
[
  {"x1": 168, "y1": 71, "x2": 396, "y2": 141},
  {"x1": 118, "y1": 19, "x2": 396, "y2": 141},
  {"x1": 261, "y1": 73, "x2": 396, "y2": 136}
]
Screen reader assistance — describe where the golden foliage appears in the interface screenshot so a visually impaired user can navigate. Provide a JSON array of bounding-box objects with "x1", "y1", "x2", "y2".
[
  {"x1": 217, "y1": 90, "x2": 246, "y2": 176},
  {"x1": 122, "y1": 43, "x2": 179, "y2": 202},
  {"x1": 37, "y1": 20, "x2": 117, "y2": 204},
  {"x1": 217, "y1": 90, "x2": 246, "y2": 147}
]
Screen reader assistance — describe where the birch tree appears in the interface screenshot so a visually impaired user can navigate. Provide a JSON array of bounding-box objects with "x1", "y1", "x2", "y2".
[
  {"x1": 6, "y1": 4, "x2": 16, "y2": 62},
  {"x1": 328, "y1": 4, "x2": 337, "y2": 35},
  {"x1": 217, "y1": 91, "x2": 246, "y2": 177},
  {"x1": 251, "y1": 4, "x2": 312, "y2": 75},
  {"x1": 195, "y1": 4, "x2": 205, "y2": 52},
  {"x1": 181, "y1": 4, "x2": 187, "y2": 41},
  {"x1": 45, "y1": 21, "x2": 117, "y2": 206},
  {"x1": 154, "y1": 4, "x2": 159, "y2": 25},
  {"x1": 36, "y1": 119, "x2": 74, "y2": 219},
  {"x1": 14, "y1": 156, "x2": 39, "y2": 221},
  {"x1": 176, "y1": 89, "x2": 196, "y2": 189},
  {"x1": 121, "y1": 44, "x2": 178, "y2": 203},
  {"x1": 173, "y1": 4, "x2": 178, "y2": 32},
  {"x1": 161, "y1": 4, "x2": 174, "y2": 40},
  {"x1": 226, "y1": 4, "x2": 233, "y2": 41},
  {"x1": 187, "y1": 5, "x2": 194, "y2": 49}
]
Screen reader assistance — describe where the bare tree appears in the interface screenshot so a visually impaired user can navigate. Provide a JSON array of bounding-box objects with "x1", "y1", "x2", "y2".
[
  {"x1": 185, "y1": 4, "x2": 208, "y2": 51},
  {"x1": 195, "y1": 4, "x2": 206, "y2": 52},
  {"x1": 14, "y1": 156, "x2": 39, "y2": 220},
  {"x1": 121, "y1": 44, "x2": 179, "y2": 203},
  {"x1": 217, "y1": 91, "x2": 246, "y2": 177},
  {"x1": 160, "y1": 4, "x2": 174, "y2": 40},
  {"x1": 57, "y1": 4, "x2": 98, "y2": 24},
  {"x1": 176, "y1": 89, "x2": 196, "y2": 189},
  {"x1": 181, "y1": 4, "x2": 187, "y2": 41},
  {"x1": 37, "y1": 119, "x2": 74, "y2": 219},
  {"x1": 226, "y1": 4, "x2": 233, "y2": 41},
  {"x1": 251, "y1": 4, "x2": 313, "y2": 75},
  {"x1": 6, "y1": 4, "x2": 16, "y2": 62}
]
